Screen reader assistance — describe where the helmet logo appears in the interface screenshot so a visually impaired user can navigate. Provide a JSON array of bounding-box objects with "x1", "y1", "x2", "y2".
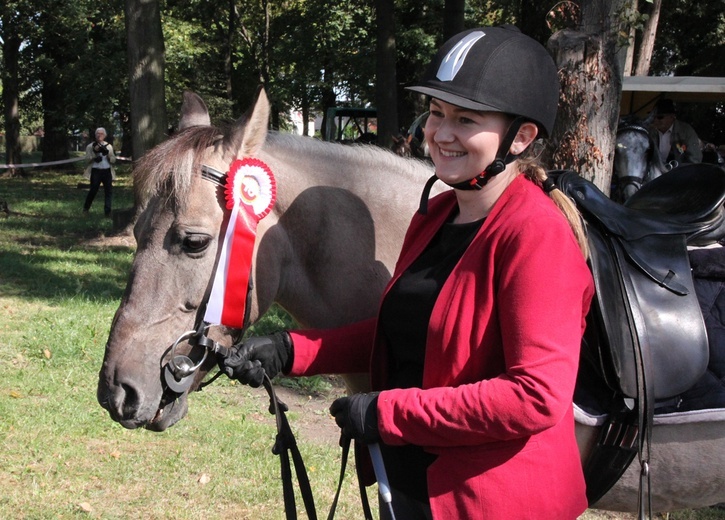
[{"x1": 436, "y1": 31, "x2": 486, "y2": 82}]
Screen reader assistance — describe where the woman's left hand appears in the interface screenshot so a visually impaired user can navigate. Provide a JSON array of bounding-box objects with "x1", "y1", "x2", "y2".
[{"x1": 329, "y1": 392, "x2": 381, "y2": 444}]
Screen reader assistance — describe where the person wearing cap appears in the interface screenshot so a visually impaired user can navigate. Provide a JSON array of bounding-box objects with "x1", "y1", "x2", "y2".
[
  {"x1": 649, "y1": 99, "x2": 702, "y2": 164},
  {"x1": 220, "y1": 26, "x2": 594, "y2": 519},
  {"x1": 83, "y1": 127, "x2": 117, "y2": 216}
]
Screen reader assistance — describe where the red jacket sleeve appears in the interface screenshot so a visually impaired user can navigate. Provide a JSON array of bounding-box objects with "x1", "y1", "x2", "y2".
[{"x1": 288, "y1": 317, "x2": 377, "y2": 376}]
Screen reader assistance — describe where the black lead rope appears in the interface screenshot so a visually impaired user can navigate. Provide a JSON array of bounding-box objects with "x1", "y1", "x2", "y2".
[
  {"x1": 196, "y1": 340, "x2": 371, "y2": 520},
  {"x1": 261, "y1": 371, "x2": 378, "y2": 520},
  {"x1": 189, "y1": 335, "x2": 317, "y2": 519},
  {"x1": 262, "y1": 374, "x2": 319, "y2": 520},
  {"x1": 327, "y1": 436, "x2": 374, "y2": 520}
]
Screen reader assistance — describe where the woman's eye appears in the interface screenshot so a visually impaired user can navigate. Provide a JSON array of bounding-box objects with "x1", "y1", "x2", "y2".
[{"x1": 183, "y1": 234, "x2": 211, "y2": 253}]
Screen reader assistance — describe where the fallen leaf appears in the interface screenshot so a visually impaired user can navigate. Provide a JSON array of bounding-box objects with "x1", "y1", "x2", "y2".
[
  {"x1": 198, "y1": 473, "x2": 211, "y2": 485},
  {"x1": 78, "y1": 502, "x2": 93, "y2": 513},
  {"x1": 110, "y1": 450, "x2": 121, "y2": 459},
  {"x1": 43, "y1": 349, "x2": 52, "y2": 359},
  {"x1": 9, "y1": 390, "x2": 22, "y2": 399}
]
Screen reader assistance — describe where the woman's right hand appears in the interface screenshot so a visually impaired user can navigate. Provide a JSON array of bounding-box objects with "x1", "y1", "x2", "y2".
[{"x1": 218, "y1": 331, "x2": 293, "y2": 387}]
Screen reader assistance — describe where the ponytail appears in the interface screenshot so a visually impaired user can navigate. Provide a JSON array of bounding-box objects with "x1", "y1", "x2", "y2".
[{"x1": 519, "y1": 157, "x2": 590, "y2": 259}]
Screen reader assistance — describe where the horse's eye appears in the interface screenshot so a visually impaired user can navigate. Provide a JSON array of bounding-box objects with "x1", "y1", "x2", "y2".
[{"x1": 183, "y1": 234, "x2": 211, "y2": 253}]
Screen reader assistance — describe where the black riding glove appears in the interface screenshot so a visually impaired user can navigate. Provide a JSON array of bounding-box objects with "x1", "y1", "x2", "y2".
[
  {"x1": 94, "y1": 155, "x2": 103, "y2": 163},
  {"x1": 329, "y1": 392, "x2": 381, "y2": 445},
  {"x1": 219, "y1": 331, "x2": 293, "y2": 388}
]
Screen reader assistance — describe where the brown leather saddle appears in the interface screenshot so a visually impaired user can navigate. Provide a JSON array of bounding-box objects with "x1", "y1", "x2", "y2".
[{"x1": 551, "y1": 164, "x2": 725, "y2": 507}]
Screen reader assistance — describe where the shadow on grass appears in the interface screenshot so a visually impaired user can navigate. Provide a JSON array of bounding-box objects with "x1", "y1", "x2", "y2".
[
  {"x1": 1, "y1": 171, "x2": 136, "y2": 303},
  {"x1": 0, "y1": 247, "x2": 133, "y2": 302}
]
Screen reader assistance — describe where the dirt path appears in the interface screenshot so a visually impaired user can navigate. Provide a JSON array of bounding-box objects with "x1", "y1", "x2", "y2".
[{"x1": 272, "y1": 377, "x2": 347, "y2": 447}]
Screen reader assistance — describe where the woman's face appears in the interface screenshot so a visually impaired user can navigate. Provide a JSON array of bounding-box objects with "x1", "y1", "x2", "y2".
[{"x1": 424, "y1": 98, "x2": 510, "y2": 185}]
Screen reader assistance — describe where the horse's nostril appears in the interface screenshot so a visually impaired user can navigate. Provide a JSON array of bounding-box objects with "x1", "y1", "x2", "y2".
[{"x1": 119, "y1": 382, "x2": 142, "y2": 417}]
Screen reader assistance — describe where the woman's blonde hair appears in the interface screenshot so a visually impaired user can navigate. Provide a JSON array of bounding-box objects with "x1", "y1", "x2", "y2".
[{"x1": 519, "y1": 154, "x2": 590, "y2": 259}]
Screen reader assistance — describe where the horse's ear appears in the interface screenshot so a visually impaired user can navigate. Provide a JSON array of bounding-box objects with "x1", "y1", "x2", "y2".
[
  {"x1": 229, "y1": 86, "x2": 270, "y2": 158},
  {"x1": 178, "y1": 91, "x2": 211, "y2": 130}
]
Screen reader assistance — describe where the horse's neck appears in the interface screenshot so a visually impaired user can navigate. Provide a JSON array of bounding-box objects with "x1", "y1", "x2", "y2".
[
  {"x1": 254, "y1": 134, "x2": 437, "y2": 327},
  {"x1": 262, "y1": 133, "x2": 434, "y2": 212}
]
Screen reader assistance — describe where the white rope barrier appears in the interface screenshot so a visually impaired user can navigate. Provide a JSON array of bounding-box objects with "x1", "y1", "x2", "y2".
[
  {"x1": 0, "y1": 157, "x2": 86, "y2": 169},
  {"x1": 0, "y1": 155, "x2": 133, "y2": 170}
]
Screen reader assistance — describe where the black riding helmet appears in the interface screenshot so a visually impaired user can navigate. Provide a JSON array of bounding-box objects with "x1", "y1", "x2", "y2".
[{"x1": 407, "y1": 25, "x2": 560, "y2": 207}]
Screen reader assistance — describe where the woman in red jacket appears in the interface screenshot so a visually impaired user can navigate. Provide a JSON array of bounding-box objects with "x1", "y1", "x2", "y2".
[{"x1": 221, "y1": 25, "x2": 594, "y2": 520}]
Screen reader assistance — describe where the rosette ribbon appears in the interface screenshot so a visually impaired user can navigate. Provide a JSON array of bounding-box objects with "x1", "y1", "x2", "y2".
[{"x1": 204, "y1": 158, "x2": 276, "y2": 328}]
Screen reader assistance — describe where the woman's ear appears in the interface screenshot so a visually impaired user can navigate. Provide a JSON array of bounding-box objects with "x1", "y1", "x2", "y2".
[{"x1": 511, "y1": 122, "x2": 539, "y2": 154}]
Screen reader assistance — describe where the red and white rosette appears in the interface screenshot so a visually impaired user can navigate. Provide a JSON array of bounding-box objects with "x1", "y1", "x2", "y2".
[{"x1": 204, "y1": 158, "x2": 277, "y2": 328}]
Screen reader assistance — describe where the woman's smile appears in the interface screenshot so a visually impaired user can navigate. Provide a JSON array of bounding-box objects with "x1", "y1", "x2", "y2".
[{"x1": 425, "y1": 99, "x2": 509, "y2": 185}]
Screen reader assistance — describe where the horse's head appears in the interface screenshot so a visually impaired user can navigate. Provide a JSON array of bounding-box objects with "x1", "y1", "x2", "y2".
[
  {"x1": 97, "y1": 88, "x2": 273, "y2": 431},
  {"x1": 613, "y1": 116, "x2": 667, "y2": 202}
]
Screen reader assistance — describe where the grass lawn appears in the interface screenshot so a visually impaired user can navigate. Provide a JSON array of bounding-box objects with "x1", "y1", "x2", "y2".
[{"x1": 0, "y1": 167, "x2": 723, "y2": 519}]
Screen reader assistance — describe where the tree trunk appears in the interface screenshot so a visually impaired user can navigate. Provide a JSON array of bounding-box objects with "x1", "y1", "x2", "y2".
[
  {"x1": 375, "y1": 0, "x2": 398, "y2": 148},
  {"x1": 634, "y1": 0, "x2": 662, "y2": 76},
  {"x1": 225, "y1": 0, "x2": 236, "y2": 100},
  {"x1": 2, "y1": 27, "x2": 23, "y2": 177},
  {"x1": 443, "y1": 0, "x2": 465, "y2": 41},
  {"x1": 41, "y1": 70, "x2": 71, "y2": 166},
  {"x1": 622, "y1": 0, "x2": 638, "y2": 76},
  {"x1": 125, "y1": 0, "x2": 168, "y2": 161},
  {"x1": 302, "y1": 101, "x2": 310, "y2": 137},
  {"x1": 547, "y1": 1, "x2": 624, "y2": 193}
]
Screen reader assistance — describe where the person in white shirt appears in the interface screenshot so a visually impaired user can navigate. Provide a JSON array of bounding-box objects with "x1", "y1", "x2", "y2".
[
  {"x1": 649, "y1": 99, "x2": 702, "y2": 164},
  {"x1": 83, "y1": 127, "x2": 117, "y2": 216}
]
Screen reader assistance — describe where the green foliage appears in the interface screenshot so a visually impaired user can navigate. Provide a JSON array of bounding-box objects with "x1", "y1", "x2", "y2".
[{"x1": 2, "y1": 0, "x2": 723, "y2": 161}]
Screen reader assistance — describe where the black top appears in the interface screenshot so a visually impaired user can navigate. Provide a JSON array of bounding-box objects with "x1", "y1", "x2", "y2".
[{"x1": 378, "y1": 215, "x2": 484, "y2": 500}]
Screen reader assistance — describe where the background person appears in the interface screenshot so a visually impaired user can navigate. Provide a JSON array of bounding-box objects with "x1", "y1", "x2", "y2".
[
  {"x1": 83, "y1": 127, "x2": 116, "y2": 216},
  {"x1": 649, "y1": 98, "x2": 702, "y2": 164},
  {"x1": 220, "y1": 25, "x2": 594, "y2": 520}
]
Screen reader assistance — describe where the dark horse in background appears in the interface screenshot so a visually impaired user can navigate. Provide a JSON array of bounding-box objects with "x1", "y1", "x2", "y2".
[
  {"x1": 97, "y1": 89, "x2": 725, "y2": 513},
  {"x1": 612, "y1": 114, "x2": 670, "y2": 203}
]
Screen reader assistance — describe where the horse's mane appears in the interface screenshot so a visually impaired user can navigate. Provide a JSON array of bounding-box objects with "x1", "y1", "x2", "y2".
[
  {"x1": 134, "y1": 126, "x2": 432, "y2": 208},
  {"x1": 134, "y1": 125, "x2": 225, "y2": 207},
  {"x1": 264, "y1": 132, "x2": 432, "y2": 185}
]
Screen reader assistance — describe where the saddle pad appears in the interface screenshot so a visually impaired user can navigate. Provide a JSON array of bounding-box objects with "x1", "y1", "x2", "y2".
[{"x1": 574, "y1": 404, "x2": 725, "y2": 427}]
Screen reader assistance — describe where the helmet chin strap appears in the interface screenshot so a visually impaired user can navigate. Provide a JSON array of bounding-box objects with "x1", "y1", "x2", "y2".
[{"x1": 418, "y1": 117, "x2": 526, "y2": 214}]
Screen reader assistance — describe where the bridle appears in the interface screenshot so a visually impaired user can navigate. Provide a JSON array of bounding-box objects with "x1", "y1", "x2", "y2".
[
  {"x1": 615, "y1": 121, "x2": 654, "y2": 199},
  {"x1": 157, "y1": 162, "x2": 375, "y2": 520},
  {"x1": 161, "y1": 164, "x2": 236, "y2": 397}
]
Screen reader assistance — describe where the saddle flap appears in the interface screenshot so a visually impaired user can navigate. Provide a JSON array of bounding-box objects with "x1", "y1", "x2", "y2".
[
  {"x1": 616, "y1": 235, "x2": 689, "y2": 295},
  {"x1": 586, "y1": 225, "x2": 709, "y2": 399},
  {"x1": 550, "y1": 170, "x2": 711, "y2": 400}
]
